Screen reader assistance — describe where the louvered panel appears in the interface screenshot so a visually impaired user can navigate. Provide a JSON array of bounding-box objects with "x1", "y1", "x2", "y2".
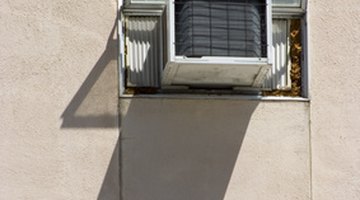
[
  {"x1": 265, "y1": 19, "x2": 291, "y2": 90},
  {"x1": 126, "y1": 16, "x2": 161, "y2": 87}
]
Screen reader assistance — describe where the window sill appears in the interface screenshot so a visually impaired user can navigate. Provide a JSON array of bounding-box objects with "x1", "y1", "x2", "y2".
[{"x1": 119, "y1": 93, "x2": 310, "y2": 102}]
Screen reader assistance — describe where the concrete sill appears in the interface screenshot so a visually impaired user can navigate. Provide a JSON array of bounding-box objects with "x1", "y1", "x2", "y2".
[{"x1": 120, "y1": 94, "x2": 310, "y2": 102}]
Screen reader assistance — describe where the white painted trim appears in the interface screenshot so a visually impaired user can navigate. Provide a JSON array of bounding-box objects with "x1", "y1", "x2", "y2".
[
  {"x1": 272, "y1": 0, "x2": 304, "y2": 9},
  {"x1": 272, "y1": 0, "x2": 307, "y2": 17},
  {"x1": 118, "y1": 0, "x2": 126, "y2": 96},
  {"x1": 272, "y1": 8, "x2": 305, "y2": 17},
  {"x1": 122, "y1": 10, "x2": 164, "y2": 16},
  {"x1": 303, "y1": 0, "x2": 310, "y2": 99},
  {"x1": 167, "y1": 0, "x2": 175, "y2": 64},
  {"x1": 267, "y1": 0, "x2": 273, "y2": 65},
  {"x1": 173, "y1": 57, "x2": 269, "y2": 65},
  {"x1": 120, "y1": 93, "x2": 310, "y2": 102}
]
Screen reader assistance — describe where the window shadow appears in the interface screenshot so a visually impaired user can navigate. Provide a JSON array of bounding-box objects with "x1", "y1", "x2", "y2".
[
  {"x1": 61, "y1": 20, "x2": 119, "y2": 129},
  {"x1": 59, "y1": 19, "x2": 121, "y2": 200},
  {"x1": 120, "y1": 98, "x2": 259, "y2": 200},
  {"x1": 97, "y1": 139, "x2": 121, "y2": 200},
  {"x1": 60, "y1": 14, "x2": 260, "y2": 200}
]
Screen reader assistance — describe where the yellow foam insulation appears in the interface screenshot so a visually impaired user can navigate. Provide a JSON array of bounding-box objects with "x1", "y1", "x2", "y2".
[{"x1": 264, "y1": 19, "x2": 302, "y2": 97}]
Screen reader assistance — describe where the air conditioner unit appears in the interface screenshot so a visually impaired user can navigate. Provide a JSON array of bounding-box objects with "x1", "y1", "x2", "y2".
[{"x1": 163, "y1": 0, "x2": 273, "y2": 90}]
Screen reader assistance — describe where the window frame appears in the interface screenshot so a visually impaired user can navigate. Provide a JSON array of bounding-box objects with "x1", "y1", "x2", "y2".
[
  {"x1": 118, "y1": 0, "x2": 309, "y2": 100},
  {"x1": 271, "y1": 0, "x2": 308, "y2": 98}
]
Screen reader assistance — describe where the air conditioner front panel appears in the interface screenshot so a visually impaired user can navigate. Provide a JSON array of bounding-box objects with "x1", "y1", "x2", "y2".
[{"x1": 163, "y1": 62, "x2": 271, "y2": 88}]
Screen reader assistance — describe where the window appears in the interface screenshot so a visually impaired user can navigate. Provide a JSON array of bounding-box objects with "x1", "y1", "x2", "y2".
[{"x1": 119, "y1": 0, "x2": 307, "y2": 97}]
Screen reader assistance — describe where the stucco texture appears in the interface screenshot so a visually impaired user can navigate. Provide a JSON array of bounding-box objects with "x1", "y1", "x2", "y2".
[
  {"x1": 309, "y1": 0, "x2": 360, "y2": 200},
  {"x1": 1, "y1": 0, "x2": 360, "y2": 200},
  {"x1": 121, "y1": 99, "x2": 310, "y2": 200},
  {"x1": 0, "y1": 0, "x2": 120, "y2": 199}
]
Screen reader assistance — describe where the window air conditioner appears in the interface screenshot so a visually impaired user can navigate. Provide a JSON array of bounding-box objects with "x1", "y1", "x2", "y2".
[{"x1": 163, "y1": 0, "x2": 273, "y2": 90}]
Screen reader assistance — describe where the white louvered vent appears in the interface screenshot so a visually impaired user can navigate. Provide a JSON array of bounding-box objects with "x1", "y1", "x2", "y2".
[
  {"x1": 125, "y1": 16, "x2": 162, "y2": 87},
  {"x1": 265, "y1": 19, "x2": 291, "y2": 90}
]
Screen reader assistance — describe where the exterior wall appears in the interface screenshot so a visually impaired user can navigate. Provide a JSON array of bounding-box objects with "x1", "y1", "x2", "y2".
[
  {"x1": 120, "y1": 99, "x2": 310, "y2": 200},
  {"x1": 0, "y1": 1, "x2": 120, "y2": 200},
  {"x1": 0, "y1": 1, "x2": 359, "y2": 200},
  {"x1": 309, "y1": 0, "x2": 360, "y2": 199}
]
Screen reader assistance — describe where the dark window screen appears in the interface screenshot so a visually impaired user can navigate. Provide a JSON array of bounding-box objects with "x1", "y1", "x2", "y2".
[{"x1": 175, "y1": 0, "x2": 267, "y2": 57}]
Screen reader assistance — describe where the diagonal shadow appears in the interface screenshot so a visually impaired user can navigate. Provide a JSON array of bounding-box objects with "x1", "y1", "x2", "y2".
[
  {"x1": 97, "y1": 138, "x2": 121, "y2": 200},
  {"x1": 59, "y1": 18, "x2": 121, "y2": 199},
  {"x1": 121, "y1": 98, "x2": 259, "y2": 200},
  {"x1": 61, "y1": 20, "x2": 119, "y2": 128}
]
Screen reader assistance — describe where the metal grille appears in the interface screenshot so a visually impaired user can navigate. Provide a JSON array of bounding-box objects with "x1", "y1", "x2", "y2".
[
  {"x1": 174, "y1": 0, "x2": 268, "y2": 58},
  {"x1": 126, "y1": 16, "x2": 162, "y2": 88}
]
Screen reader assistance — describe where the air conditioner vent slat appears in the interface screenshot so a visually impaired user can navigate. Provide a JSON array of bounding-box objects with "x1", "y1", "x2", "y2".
[{"x1": 126, "y1": 16, "x2": 162, "y2": 88}]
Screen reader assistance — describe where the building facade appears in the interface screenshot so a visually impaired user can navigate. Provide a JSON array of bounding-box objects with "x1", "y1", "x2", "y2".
[{"x1": 1, "y1": 0, "x2": 359, "y2": 199}]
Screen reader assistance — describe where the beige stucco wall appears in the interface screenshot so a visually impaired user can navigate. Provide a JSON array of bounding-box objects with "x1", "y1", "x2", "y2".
[
  {"x1": 0, "y1": 0, "x2": 120, "y2": 199},
  {"x1": 309, "y1": 0, "x2": 360, "y2": 200},
  {"x1": 1, "y1": 0, "x2": 360, "y2": 200},
  {"x1": 120, "y1": 99, "x2": 310, "y2": 200}
]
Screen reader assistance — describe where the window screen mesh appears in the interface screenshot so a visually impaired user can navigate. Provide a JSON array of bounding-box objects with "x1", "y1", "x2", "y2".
[{"x1": 175, "y1": 0, "x2": 267, "y2": 58}]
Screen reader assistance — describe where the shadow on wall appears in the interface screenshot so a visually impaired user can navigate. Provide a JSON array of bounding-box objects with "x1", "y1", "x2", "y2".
[
  {"x1": 61, "y1": 20, "x2": 119, "y2": 129},
  {"x1": 60, "y1": 15, "x2": 259, "y2": 200},
  {"x1": 59, "y1": 20, "x2": 120, "y2": 200},
  {"x1": 97, "y1": 139, "x2": 120, "y2": 200},
  {"x1": 121, "y1": 98, "x2": 259, "y2": 200}
]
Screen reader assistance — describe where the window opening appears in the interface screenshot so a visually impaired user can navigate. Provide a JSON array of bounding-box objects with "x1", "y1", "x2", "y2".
[
  {"x1": 264, "y1": 19, "x2": 302, "y2": 96},
  {"x1": 119, "y1": 0, "x2": 307, "y2": 97}
]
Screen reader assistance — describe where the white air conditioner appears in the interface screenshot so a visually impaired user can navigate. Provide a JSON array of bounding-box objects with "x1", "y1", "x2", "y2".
[{"x1": 163, "y1": 0, "x2": 273, "y2": 90}]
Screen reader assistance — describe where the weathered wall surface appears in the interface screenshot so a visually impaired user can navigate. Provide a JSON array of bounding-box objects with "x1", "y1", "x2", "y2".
[
  {"x1": 309, "y1": 0, "x2": 360, "y2": 200},
  {"x1": 0, "y1": 0, "x2": 120, "y2": 199}
]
